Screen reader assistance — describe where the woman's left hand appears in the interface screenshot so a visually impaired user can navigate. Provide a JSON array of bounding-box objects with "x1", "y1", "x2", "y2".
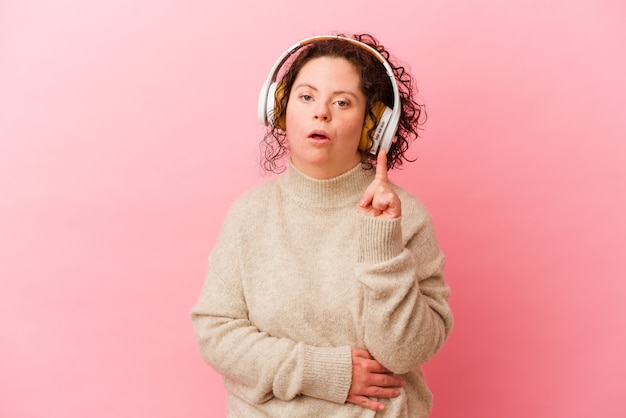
[{"x1": 358, "y1": 152, "x2": 401, "y2": 219}]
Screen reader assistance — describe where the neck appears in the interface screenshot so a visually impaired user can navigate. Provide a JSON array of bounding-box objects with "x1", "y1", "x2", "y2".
[
  {"x1": 289, "y1": 155, "x2": 362, "y2": 180},
  {"x1": 280, "y1": 161, "x2": 374, "y2": 208}
]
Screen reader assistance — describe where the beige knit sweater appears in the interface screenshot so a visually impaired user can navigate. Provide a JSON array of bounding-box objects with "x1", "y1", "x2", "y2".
[{"x1": 190, "y1": 162, "x2": 453, "y2": 417}]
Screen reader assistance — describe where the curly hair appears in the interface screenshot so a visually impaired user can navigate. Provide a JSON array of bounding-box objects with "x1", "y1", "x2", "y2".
[{"x1": 260, "y1": 33, "x2": 426, "y2": 173}]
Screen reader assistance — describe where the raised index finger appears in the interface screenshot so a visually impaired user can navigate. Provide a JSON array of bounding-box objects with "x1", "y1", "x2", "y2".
[{"x1": 375, "y1": 150, "x2": 389, "y2": 181}]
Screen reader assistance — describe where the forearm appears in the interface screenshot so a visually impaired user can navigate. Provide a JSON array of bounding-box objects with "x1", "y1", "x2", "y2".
[
  {"x1": 356, "y1": 215, "x2": 453, "y2": 374},
  {"x1": 190, "y1": 274, "x2": 353, "y2": 404}
]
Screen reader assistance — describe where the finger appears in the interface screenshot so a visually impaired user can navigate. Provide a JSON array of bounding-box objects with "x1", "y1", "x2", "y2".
[
  {"x1": 371, "y1": 187, "x2": 393, "y2": 210},
  {"x1": 370, "y1": 182, "x2": 401, "y2": 218},
  {"x1": 363, "y1": 386, "x2": 401, "y2": 399},
  {"x1": 375, "y1": 150, "x2": 389, "y2": 181},
  {"x1": 367, "y1": 373, "x2": 405, "y2": 389},
  {"x1": 364, "y1": 358, "x2": 391, "y2": 374},
  {"x1": 359, "y1": 178, "x2": 391, "y2": 206},
  {"x1": 358, "y1": 183, "x2": 377, "y2": 208},
  {"x1": 346, "y1": 395, "x2": 386, "y2": 412},
  {"x1": 352, "y1": 348, "x2": 373, "y2": 359}
]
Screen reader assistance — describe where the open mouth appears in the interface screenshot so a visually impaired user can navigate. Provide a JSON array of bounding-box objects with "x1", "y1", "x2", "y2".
[{"x1": 309, "y1": 131, "x2": 330, "y2": 141}]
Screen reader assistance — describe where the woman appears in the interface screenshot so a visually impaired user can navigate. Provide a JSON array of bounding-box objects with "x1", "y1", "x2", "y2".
[{"x1": 191, "y1": 33, "x2": 453, "y2": 417}]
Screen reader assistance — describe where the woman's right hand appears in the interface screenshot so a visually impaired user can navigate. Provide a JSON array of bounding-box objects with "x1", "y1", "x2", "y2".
[{"x1": 346, "y1": 348, "x2": 405, "y2": 411}]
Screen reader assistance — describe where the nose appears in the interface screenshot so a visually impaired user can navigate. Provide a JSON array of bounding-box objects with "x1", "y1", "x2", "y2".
[{"x1": 313, "y1": 102, "x2": 330, "y2": 121}]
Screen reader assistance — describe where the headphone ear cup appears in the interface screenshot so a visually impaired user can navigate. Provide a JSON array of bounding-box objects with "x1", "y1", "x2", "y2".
[
  {"x1": 273, "y1": 81, "x2": 286, "y2": 130},
  {"x1": 360, "y1": 101, "x2": 391, "y2": 153},
  {"x1": 265, "y1": 82, "x2": 277, "y2": 125},
  {"x1": 265, "y1": 81, "x2": 286, "y2": 130}
]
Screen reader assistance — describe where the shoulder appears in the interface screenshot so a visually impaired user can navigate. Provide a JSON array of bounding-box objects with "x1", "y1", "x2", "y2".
[
  {"x1": 391, "y1": 184, "x2": 441, "y2": 247},
  {"x1": 224, "y1": 178, "x2": 281, "y2": 223},
  {"x1": 392, "y1": 185, "x2": 434, "y2": 225},
  {"x1": 211, "y1": 179, "x2": 281, "y2": 247},
  {"x1": 392, "y1": 185, "x2": 444, "y2": 265}
]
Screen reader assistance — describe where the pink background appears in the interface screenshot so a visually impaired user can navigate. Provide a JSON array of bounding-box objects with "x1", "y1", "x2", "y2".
[{"x1": 1, "y1": 0, "x2": 625, "y2": 417}]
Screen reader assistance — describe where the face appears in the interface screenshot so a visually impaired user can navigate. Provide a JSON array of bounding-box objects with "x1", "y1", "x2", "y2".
[{"x1": 285, "y1": 56, "x2": 366, "y2": 179}]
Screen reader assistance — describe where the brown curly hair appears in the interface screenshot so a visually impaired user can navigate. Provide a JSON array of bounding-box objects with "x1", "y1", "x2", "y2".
[{"x1": 260, "y1": 33, "x2": 426, "y2": 173}]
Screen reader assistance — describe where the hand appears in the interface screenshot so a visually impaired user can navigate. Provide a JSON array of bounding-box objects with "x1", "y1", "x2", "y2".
[
  {"x1": 347, "y1": 348, "x2": 405, "y2": 411},
  {"x1": 358, "y1": 152, "x2": 401, "y2": 219}
]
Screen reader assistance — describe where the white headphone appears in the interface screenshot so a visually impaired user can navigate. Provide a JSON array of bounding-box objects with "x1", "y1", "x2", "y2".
[{"x1": 257, "y1": 35, "x2": 401, "y2": 155}]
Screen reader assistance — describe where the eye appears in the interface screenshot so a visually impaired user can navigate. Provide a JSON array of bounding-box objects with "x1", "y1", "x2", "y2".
[
  {"x1": 300, "y1": 94, "x2": 313, "y2": 102},
  {"x1": 335, "y1": 99, "x2": 351, "y2": 108}
]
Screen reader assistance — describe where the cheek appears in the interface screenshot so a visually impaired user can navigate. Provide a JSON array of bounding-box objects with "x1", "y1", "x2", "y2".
[
  {"x1": 340, "y1": 115, "x2": 365, "y2": 139},
  {"x1": 284, "y1": 101, "x2": 301, "y2": 131}
]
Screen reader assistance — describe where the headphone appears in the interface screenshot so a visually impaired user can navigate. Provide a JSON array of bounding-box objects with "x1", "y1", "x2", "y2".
[{"x1": 257, "y1": 35, "x2": 401, "y2": 155}]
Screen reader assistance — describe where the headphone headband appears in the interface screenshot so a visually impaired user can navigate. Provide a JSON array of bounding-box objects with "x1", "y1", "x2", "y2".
[{"x1": 258, "y1": 35, "x2": 401, "y2": 154}]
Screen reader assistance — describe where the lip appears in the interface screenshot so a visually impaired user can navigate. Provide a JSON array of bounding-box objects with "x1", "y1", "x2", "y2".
[{"x1": 307, "y1": 130, "x2": 331, "y2": 143}]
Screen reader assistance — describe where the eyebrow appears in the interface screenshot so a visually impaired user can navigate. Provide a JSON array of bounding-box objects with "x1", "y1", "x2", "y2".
[{"x1": 293, "y1": 83, "x2": 360, "y2": 98}]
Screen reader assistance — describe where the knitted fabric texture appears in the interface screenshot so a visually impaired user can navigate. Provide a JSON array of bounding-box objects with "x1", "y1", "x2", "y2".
[{"x1": 191, "y1": 162, "x2": 453, "y2": 417}]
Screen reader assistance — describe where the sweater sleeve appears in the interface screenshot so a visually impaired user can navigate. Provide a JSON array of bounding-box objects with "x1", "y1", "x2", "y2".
[
  {"x1": 355, "y1": 202, "x2": 453, "y2": 374},
  {"x1": 190, "y1": 205, "x2": 353, "y2": 405}
]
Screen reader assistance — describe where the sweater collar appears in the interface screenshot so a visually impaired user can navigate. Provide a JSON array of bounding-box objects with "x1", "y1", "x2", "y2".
[{"x1": 279, "y1": 161, "x2": 375, "y2": 208}]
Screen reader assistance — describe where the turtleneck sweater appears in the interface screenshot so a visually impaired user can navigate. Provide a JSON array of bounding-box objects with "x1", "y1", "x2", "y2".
[{"x1": 190, "y1": 162, "x2": 453, "y2": 417}]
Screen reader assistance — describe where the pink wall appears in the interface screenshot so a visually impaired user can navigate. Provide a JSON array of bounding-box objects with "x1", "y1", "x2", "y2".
[{"x1": 1, "y1": 1, "x2": 624, "y2": 417}]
